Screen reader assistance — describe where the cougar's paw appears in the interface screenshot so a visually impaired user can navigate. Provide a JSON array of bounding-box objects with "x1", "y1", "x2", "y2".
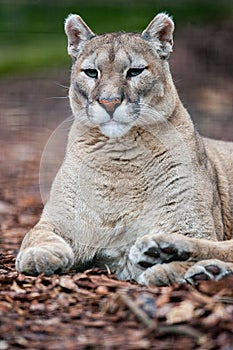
[
  {"x1": 16, "y1": 242, "x2": 74, "y2": 275},
  {"x1": 136, "y1": 262, "x2": 188, "y2": 287},
  {"x1": 129, "y1": 233, "x2": 190, "y2": 270},
  {"x1": 185, "y1": 259, "x2": 233, "y2": 285}
]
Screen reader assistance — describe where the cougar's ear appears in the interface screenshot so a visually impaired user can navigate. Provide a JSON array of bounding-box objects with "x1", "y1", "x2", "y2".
[
  {"x1": 64, "y1": 14, "x2": 95, "y2": 58},
  {"x1": 142, "y1": 13, "x2": 174, "y2": 59}
]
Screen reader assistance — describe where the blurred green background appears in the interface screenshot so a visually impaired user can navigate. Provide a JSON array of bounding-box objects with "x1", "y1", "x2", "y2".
[{"x1": 0, "y1": 0, "x2": 233, "y2": 75}]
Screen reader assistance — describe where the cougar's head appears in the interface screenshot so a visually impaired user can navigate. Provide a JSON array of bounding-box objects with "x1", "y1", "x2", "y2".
[{"x1": 65, "y1": 13, "x2": 175, "y2": 138}]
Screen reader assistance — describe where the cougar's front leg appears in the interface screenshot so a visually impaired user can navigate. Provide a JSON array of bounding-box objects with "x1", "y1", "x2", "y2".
[
  {"x1": 130, "y1": 232, "x2": 233, "y2": 265},
  {"x1": 16, "y1": 223, "x2": 74, "y2": 275}
]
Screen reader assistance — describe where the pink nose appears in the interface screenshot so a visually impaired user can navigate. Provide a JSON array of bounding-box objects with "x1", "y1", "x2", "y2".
[{"x1": 99, "y1": 98, "x2": 121, "y2": 113}]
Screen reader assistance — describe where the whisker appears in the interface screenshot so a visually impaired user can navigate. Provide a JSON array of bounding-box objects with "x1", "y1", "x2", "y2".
[
  {"x1": 47, "y1": 96, "x2": 69, "y2": 100},
  {"x1": 55, "y1": 83, "x2": 70, "y2": 90},
  {"x1": 135, "y1": 103, "x2": 167, "y2": 127}
]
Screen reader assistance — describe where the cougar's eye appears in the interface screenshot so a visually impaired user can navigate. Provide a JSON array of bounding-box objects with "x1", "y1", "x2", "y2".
[
  {"x1": 83, "y1": 69, "x2": 98, "y2": 78},
  {"x1": 127, "y1": 67, "x2": 145, "y2": 78}
]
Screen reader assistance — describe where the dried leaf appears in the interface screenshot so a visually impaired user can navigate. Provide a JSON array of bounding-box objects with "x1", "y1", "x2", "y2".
[
  {"x1": 95, "y1": 285, "x2": 109, "y2": 295},
  {"x1": 202, "y1": 304, "x2": 231, "y2": 327},
  {"x1": 10, "y1": 281, "x2": 26, "y2": 294},
  {"x1": 0, "y1": 301, "x2": 12, "y2": 312},
  {"x1": 59, "y1": 276, "x2": 78, "y2": 291},
  {"x1": 198, "y1": 276, "x2": 233, "y2": 296},
  {"x1": 156, "y1": 288, "x2": 172, "y2": 307},
  {"x1": 166, "y1": 300, "x2": 195, "y2": 324}
]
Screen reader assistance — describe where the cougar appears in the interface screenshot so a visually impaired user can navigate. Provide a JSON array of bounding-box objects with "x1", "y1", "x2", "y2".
[{"x1": 16, "y1": 13, "x2": 233, "y2": 286}]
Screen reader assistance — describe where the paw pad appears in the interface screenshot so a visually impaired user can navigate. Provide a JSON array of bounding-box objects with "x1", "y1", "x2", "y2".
[
  {"x1": 144, "y1": 247, "x2": 160, "y2": 258},
  {"x1": 138, "y1": 261, "x2": 155, "y2": 268},
  {"x1": 205, "y1": 265, "x2": 221, "y2": 275},
  {"x1": 191, "y1": 272, "x2": 210, "y2": 281}
]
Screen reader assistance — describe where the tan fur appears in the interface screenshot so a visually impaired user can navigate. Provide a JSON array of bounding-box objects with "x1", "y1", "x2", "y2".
[{"x1": 16, "y1": 13, "x2": 233, "y2": 286}]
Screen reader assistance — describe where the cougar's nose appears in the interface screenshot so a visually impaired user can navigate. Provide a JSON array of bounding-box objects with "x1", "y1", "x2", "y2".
[{"x1": 98, "y1": 97, "x2": 122, "y2": 115}]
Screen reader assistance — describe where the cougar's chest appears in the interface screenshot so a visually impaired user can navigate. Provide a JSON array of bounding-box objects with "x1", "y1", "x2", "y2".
[{"x1": 77, "y1": 147, "x2": 150, "y2": 228}]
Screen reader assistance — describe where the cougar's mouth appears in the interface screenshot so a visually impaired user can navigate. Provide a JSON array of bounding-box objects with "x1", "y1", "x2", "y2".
[
  {"x1": 99, "y1": 119, "x2": 131, "y2": 138},
  {"x1": 101, "y1": 119, "x2": 126, "y2": 126}
]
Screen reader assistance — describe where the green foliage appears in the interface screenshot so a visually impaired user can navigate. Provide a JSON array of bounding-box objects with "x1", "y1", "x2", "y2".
[{"x1": 0, "y1": 0, "x2": 232, "y2": 75}]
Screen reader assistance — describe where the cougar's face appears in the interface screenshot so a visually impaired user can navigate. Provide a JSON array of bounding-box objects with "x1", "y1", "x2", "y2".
[{"x1": 69, "y1": 34, "x2": 166, "y2": 138}]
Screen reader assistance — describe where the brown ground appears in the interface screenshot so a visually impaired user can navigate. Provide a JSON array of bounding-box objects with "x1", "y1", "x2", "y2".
[{"x1": 0, "y1": 22, "x2": 233, "y2": 349}]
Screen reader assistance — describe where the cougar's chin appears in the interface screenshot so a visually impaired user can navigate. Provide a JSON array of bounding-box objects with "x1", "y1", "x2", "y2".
[{"x1": 99, "y1": 120, "x2": 132, "y2": 138}]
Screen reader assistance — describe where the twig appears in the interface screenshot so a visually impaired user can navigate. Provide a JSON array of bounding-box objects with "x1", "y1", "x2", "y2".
[
  {"x1": 216, "y1": 296, "x2": 233, "y2": 304},
  {"x1": 158, "y1": 325, "x2": 204, "y2": 341},
  {"x1": 118, "y1": 291, "x2": 205, "y2": 343},
  {"x1": 119, "y1": 292, "x2": 157, "y2": 329}
]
